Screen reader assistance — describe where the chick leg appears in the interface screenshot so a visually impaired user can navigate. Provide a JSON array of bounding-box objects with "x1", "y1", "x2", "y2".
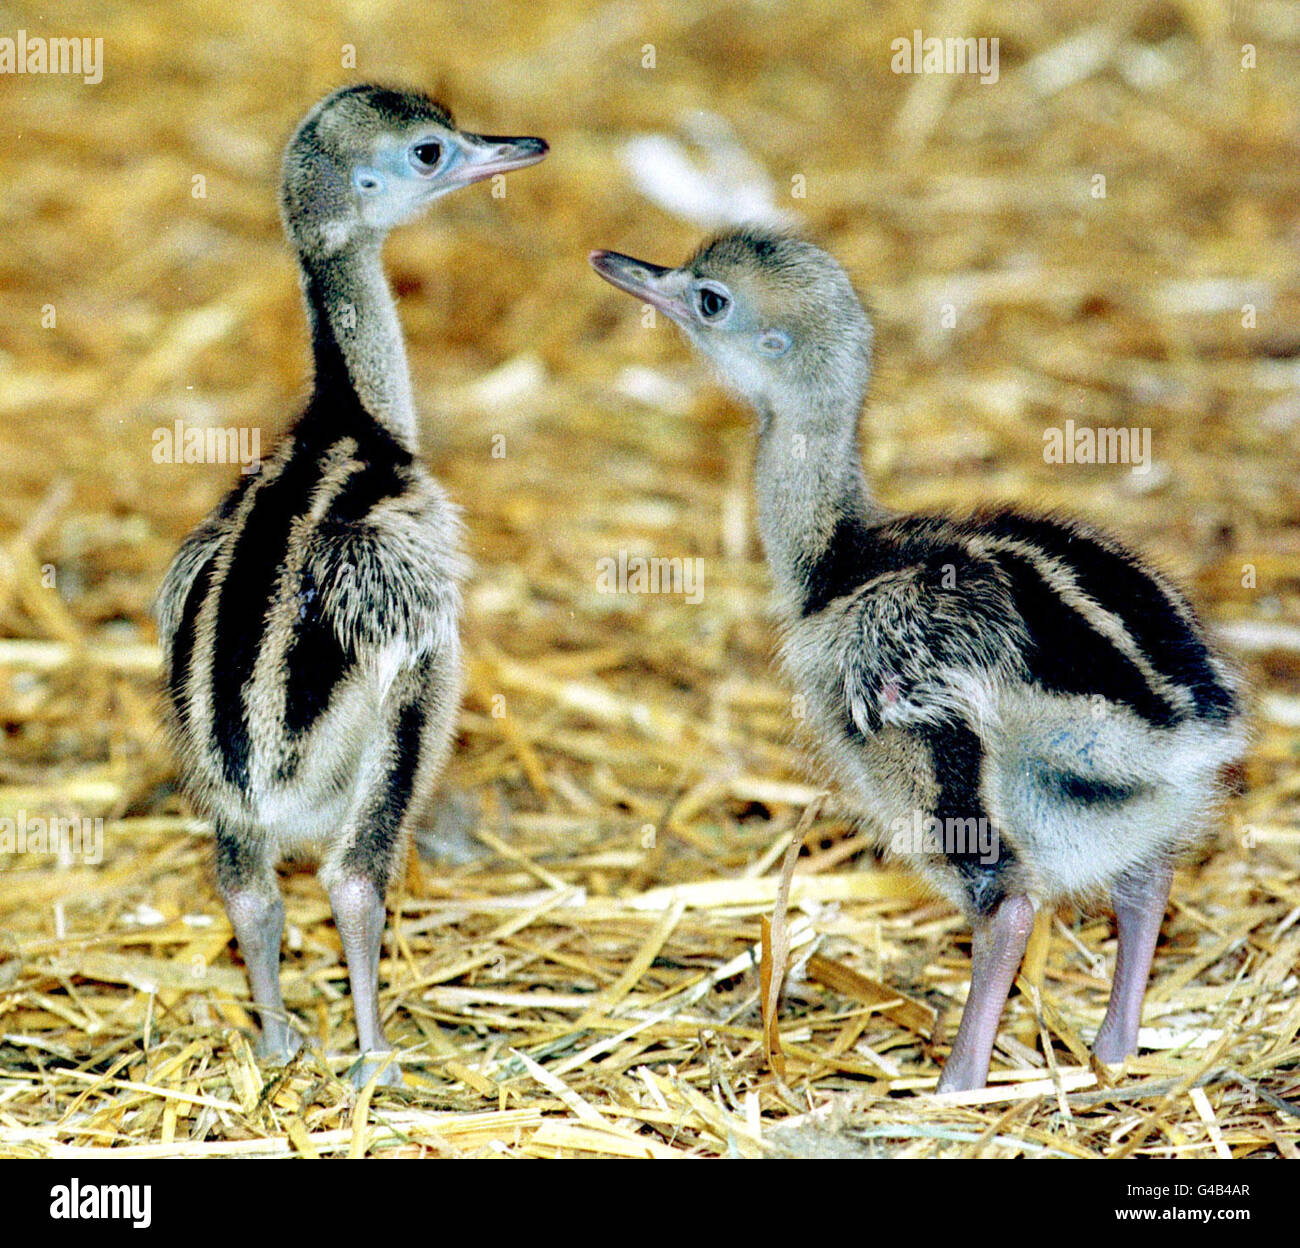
[
  {"x1": 1093, "y1": 860, "x2": 1173, "y2": 1064},
  {"x1": 328, "y1": 678, "x2": 453, "y2": 1089},
  {"x1": 937, "y1": 893, "x2": 1035, "y2": 1093},
  {"x1": 327, "y1": 872, "x2": 402, "y2": 1089},
  {"x1": 216, "y1": 827, "x2": 302, "y2": 1063}
]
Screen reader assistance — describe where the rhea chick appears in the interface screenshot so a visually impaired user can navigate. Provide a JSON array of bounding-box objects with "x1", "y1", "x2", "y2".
[
  {"x1": 156, "y1": 86, "x2": 546, "y2": 1087},
  {"x1": 589, "y1": 232, "x2": 1245, "y2": 1092}
]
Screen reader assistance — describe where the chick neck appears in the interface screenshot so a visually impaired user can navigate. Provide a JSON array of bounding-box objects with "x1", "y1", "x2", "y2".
[
  {"x1": 749, "y1": 364, "x2": 883, "y2": 616},
  {"x1": 299, "y1": 231, "x2": 418, "y2": 450}
]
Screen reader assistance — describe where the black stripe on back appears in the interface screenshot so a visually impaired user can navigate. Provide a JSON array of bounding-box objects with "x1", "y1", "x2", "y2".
[
  {"x1": 209, "y1": 444, "x2": 321, "y2": 788},
  {"x1": 279, "y1": 563, "x2": 351, "y2": 755},
  {"x1": 797, "y1": 513, "x2": 966, "y2": 618},
  {"x1": 982, "y1": 512, "x2": 1236, "y2": 722},
  {"x1": 326, "y1": 455, "x2": 408, "y2": 523},
  {"x1": 167, "y1": 551, "x2": 217, "y2": 726},
  {"x1": 796, "y1": 512, "x2": 890, "y2": 617},
  {"x1": 994, "y1": 549, "x2": 1181, "y2": 727},
  {"x1": 208, "y1": 296, "x2": 416, "y2": 789},
  {"x1": 279, "y1": 459, "x2": 411, "y2": 750}
]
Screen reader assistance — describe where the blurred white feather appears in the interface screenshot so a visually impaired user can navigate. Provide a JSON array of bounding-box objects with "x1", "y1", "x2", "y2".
[{"x1": 620, "y1": 111, "x2": 796, "y2": 231}]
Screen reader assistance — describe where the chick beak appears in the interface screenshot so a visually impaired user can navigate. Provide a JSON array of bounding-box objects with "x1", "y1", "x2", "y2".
[
  {"x1": 588, "y1": 250, "x2": 691, "y2": 323},
  {"x1": 452, "y1": 133, "x2": 549, "y2": 186}
]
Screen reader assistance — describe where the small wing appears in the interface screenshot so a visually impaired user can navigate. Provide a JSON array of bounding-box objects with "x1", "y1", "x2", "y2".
[
  {"x1": 835, "y1": 557, "x2": 1029, "y2": 735},
  {"x1": 302, "y1": 480, "x2": 467, "y2": 668}
]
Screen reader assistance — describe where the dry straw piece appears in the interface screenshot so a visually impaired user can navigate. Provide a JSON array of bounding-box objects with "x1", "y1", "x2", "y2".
[{"x1": 1, "y1": 1, "x2": 1298, "y2": 1157}]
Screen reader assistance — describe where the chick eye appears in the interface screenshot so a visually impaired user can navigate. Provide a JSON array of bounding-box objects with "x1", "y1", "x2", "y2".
[
  {"x1": 410, "y1": 140, "x2": 443, "y2": 172},
  {"x1": 696, "y1": 286, "x2": 730, "y2": 322}
]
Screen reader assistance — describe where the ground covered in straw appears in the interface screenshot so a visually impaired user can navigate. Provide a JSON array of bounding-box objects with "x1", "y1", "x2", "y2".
[{"x1": 1, "y1": 0, "x2": 1298, "y2": 1157}]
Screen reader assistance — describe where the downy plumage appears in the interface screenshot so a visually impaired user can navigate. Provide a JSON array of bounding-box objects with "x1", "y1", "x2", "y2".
[
  {"x1": 157, "y1": 85, "x2": 547, "y2": 1086},
  {"x1": 589, "y1": 230, "x2": 1246, "y2": 1092}
]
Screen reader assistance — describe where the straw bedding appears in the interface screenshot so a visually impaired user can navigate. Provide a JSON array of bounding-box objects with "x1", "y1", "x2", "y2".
[{"x1": 0, "y1": 0, "x2": 1297, "y2": 1157}]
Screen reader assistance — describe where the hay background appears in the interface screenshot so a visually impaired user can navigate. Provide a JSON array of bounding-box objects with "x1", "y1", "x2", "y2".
[{"x1": 1, "y1": 0, "x2": 1298, "y2": 1157}]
